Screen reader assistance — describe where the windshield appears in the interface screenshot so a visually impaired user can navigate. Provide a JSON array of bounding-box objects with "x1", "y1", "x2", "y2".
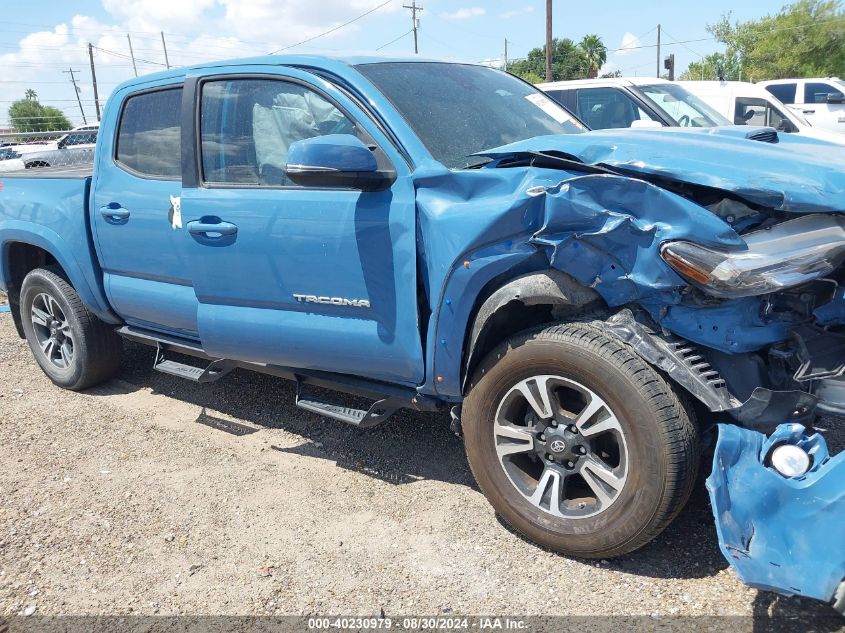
[
  {"x1": 356, "y1": 62, "x2": 585, "y2": 169},
  {"x1": 637, "y1": 83, "x2": 731, "y2": 127}
]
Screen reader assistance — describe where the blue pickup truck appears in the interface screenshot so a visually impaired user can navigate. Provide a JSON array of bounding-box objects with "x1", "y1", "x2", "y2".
[{"x1": 1, "y1": 56, "x2": 843, "y2": 612}]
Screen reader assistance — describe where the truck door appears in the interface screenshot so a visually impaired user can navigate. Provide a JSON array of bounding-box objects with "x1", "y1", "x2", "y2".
[
  {"x1": 179, "y1": 69, "x2": 424, "y2": 386},
  {"x1": 802, "y1": 81, "x2": 845, "y2": 133},
  {"x1": 90, "y1": 83, "x2": 200, "y2": 338}
]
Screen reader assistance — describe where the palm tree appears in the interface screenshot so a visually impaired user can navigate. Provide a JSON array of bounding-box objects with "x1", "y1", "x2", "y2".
[
  {"x1": 579, "y1": 34, "x2": 607, "y2": 78},
  {"x1": 24, "y1": 89, "x2": 37, "y2": 101}
]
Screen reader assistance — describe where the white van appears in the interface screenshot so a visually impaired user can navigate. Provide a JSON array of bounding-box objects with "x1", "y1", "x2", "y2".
[{"x1": 678, "y1": 80, "x2": 845, "y2": 145}]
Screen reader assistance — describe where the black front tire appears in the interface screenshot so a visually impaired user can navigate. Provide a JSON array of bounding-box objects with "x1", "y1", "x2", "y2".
[
  {"x1": 462, "y1": 321, "x2": 699, "y2": 559},
  {"x1": 20, "y1": 267, "x2": 122, "y2": 390}
]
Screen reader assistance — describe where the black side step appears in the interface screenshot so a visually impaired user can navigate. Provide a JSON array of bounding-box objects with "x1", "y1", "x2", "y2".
[
  {"x1": 295, "y1": 381, "x2": 402, "y2": 428},
  {"x1": 153, "y1": 344, "x2": 234, "y2": 383}
]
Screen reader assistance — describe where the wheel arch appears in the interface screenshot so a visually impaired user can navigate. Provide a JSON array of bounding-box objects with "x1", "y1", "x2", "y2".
[
  {"x1": 461, "y1": 270, "x2": 603, "y2": 394},
  {"x1": 1, "y1": 233, "x2": 117, "y2": 335}
]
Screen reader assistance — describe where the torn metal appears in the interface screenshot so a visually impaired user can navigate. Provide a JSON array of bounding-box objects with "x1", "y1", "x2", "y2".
[{"x1": 707, "y1": 423, "x2": 845, "y2": 611}]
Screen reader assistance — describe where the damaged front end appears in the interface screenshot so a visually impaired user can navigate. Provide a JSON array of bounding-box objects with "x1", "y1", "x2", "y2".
[{"x1": 707, "y1": 423, "x2": 845, "y2": 614}]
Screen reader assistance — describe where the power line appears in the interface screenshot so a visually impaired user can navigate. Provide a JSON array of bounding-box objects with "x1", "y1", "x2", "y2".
[
  {"x1": 376, "y1": 30, "x2": 413, "y2": 51},
  {"x1": 268, "y1": 0, "x2": 395, "y2": 54}
]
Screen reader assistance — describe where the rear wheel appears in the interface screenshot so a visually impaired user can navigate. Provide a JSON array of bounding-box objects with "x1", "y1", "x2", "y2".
[
  {"x1": 463, "y1": 322, "x2": 699, "y2": 558},
  {"x1": 20, "y1": 267, "x2": 121, "y2": 390}
]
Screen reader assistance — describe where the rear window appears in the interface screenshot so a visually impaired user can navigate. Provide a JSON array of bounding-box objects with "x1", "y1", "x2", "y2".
[
  {"x1": 116, "y1": 88, "x2": 182, "y2": 179},
  {"x1": 765, "y1": 83, "x2": 796, "y2": 104}
]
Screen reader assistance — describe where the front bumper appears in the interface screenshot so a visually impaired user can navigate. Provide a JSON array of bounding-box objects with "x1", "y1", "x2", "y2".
[{"x1": 707, "y1": 423, "x2": 845, "y2": 612}]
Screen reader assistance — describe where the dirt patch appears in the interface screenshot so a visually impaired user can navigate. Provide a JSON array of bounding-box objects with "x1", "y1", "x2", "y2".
[{"x1": 0, "y1": 315, "x2": 841, "y2": 623}]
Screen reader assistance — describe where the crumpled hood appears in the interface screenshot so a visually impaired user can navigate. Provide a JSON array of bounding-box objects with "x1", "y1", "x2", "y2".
[{"x1": 480, "y1": 126, "x2": 845, "y2": 213}]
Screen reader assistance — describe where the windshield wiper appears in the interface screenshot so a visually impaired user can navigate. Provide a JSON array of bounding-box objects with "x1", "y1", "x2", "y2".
[{"x1": 462, "y1": 156, "x2": 494, "y2": 169}]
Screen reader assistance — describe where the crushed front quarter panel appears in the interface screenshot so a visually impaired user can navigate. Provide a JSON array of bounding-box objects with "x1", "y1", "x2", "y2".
[{"x1": 707, "y1": 423, "x2": 845, "y2": 606}]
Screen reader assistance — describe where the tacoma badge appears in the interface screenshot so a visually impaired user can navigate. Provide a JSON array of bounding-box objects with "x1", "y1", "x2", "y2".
[{"x1": 293, "y1": 294, "x2": 370, "y2": 308}]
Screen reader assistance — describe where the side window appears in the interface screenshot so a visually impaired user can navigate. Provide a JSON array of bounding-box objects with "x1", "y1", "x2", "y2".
[
  {"x1": 116, "y1": 88, "x2": 182, "y2": 179},
  {"x1": 766, "y1": 83, "x2": 796, "y2": 104},
  {"x1": 200, "y1": 78, "x2": 356, "y2": 186},
  {"x1": 734, "y1": 98, "x2": 768, "y2": 126},
  {"x1": 804, "y1": 82, "x2": 844, "y2": 104},
  {"x1": 575, "y1": 88, "x2": 647, "y2": 129}
]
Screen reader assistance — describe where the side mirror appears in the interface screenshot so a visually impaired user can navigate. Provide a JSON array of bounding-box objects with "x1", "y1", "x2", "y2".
[
  {"x1": 826, "y1": 92, "x2": 844, "y2": 104},
  {"x1": 286, "y1": 134, "x2": 395, "y2": 192},
  {"x1": 776, "y1": 119, "x2": 795, "y2": 133}
]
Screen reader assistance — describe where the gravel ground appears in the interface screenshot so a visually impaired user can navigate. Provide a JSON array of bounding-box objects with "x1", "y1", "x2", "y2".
[{"x1": 0, "y1": 313, "x2": 843, "y2": 627}]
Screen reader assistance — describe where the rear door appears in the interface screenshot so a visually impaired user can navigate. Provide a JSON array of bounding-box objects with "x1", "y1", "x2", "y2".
[
  {"x1": 90, "y1": 82, "x2": 200, "y2": 338},
  {"x1": 178, "y1": 67, "x2": 424, "y2": 385}
]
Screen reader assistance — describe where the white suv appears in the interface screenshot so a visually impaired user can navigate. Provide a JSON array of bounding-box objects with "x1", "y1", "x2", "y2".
[{"x1": 759, "y1": 78, "x2": 845, "y2": 134}]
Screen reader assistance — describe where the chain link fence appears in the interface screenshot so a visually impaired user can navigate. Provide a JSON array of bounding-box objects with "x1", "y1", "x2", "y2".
[{"x1": 0, "y1": 127, "x2": 98, "y2": 172}]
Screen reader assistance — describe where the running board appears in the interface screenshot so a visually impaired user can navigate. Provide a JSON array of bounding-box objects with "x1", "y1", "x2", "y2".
[
  {"x1": 153, "y1": 344, "x2": 234, "y2": 383},
  {"x1": 295, "y1": 381, "x2": 402, "y2": 428}
]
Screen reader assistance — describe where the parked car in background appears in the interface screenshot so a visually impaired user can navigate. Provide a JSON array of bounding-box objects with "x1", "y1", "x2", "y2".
[
  {"x1": 20, "y1": 124, "x2": 99, "y2": 169},
  {"x1": 759, "y1": 77, "x2": 845, "y2": 134},
  {"x1": 0, "y1": 147, "x2": 25, "y2": 173},
  {"x1": 538, "y1": 77, "x2": 730, "y2": 129},
  {"x1": 680, "y1": 80, "x2": 845, "y2": 145}
]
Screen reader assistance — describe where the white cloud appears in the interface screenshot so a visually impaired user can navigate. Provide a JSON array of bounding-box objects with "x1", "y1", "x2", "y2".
[
  {"x1": 501, "y1": 6, "x2": 534, "y2": 19},
  {"x1": 440, "y1": 7, "x2": 486, "y2": 20},
  {"x1": 616, "y1": 32, "x2": 642, "y2": 56}
]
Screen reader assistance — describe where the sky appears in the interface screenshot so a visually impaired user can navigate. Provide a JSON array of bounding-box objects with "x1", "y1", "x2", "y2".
[{"x1": 0, "y1": 0, "x2": 792, "y2": 127}]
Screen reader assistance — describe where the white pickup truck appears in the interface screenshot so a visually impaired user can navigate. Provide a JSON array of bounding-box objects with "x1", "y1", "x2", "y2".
[{"x1": 759, "y1": 77, "x2": 845, "y2": 134}]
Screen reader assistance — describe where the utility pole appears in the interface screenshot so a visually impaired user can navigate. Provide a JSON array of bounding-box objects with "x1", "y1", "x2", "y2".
[
  {"x1": 503, "y1": 38, "x2": 508, "y2": 72},
  {"x1": 127, "y1": 34, "x2": 138, "y2": 77},
  {"x1": 161, "y1": 31, "x2": 171, "y2": 69},
  {"x1": 62, "y1": 68, "x2": 87, "y2": 125},
  {"x1": 403, "y1": 1, "x2": 423, "y2": 55},
  {"x1": 545, "y1": 0, "x2": 553, "y2": 81},
  {"x1": 656, "y1": 24, "x2": 661, "y2": 78},
  {"x1": 87, "y1": 43, "x2": 101, "y2": 122}
]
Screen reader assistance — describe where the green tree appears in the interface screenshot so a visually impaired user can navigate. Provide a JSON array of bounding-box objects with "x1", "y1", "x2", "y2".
[
  {"x1": 679, "y1": 51, "x2": 743, "y2": 81},
  {"x1": 699, "y1": 0, "x2": 845, "y2": 81},
  {"x1": 8, "y1": 93, "x2": 71, "y2": 132},
  {"x1": 579, "y1": 34, "x2": 607, "y2": 78},
  {"x1": 509, "y1": 38, "x2": 590, "y2": 82}
]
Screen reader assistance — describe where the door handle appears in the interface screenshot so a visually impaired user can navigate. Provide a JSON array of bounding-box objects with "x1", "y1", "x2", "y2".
[
  {"x1": 99, "y1": 204, "x2": 130, "y2": 223},
  {"x1": 803, "y1": 109, "x2": 815, "y2": 115},
  {"x1": 187, "y1": 220, "x2": 238, "y2": 238}
]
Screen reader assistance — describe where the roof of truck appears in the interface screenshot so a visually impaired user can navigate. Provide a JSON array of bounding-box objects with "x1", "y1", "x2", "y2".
[{"x1": 114, "y1": 54, "x2": 452, "y2": 87}]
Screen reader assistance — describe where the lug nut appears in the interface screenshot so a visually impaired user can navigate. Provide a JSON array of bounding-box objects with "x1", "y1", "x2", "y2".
[
  {"x1": 546, "y1": 454, "x2": 554, "y2": 462},
  {"x1": 551, "y1": 421, "x2": 558, "y2": 428},
  {"x1": 567, "y1": 461, "x2": 575, "y2": 468},
  {"x1": 578, "y1": 446, "x2": 587, "y2": 455},
  {"x1": 539, "y1": 434, "x2": 546, "y2": 441},
  {"x1": 569, "y1": 425, "x2": 578, "y2": 434}
]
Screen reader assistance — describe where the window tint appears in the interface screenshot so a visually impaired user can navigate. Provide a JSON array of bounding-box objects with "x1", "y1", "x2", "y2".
[
  {"x1": 200, "y1": 79, "x2": 356, "y2": 186},
  {"x1": 575, "y1": 87, "x2": 660, "y2": 129},
  {"x1": 765, "y1": 83, "x2": 796, "y2": 104},
  {"x1": 116, "y1": 88, "x2": 182, "y2": 178},
  {"x1": 804, "y1": 82, "x2": 844, "y2": 104}
]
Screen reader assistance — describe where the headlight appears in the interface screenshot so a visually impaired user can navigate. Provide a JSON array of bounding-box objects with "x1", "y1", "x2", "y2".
[{"x1": 661, "y1": 214, "x2": 845, "y2": 298}]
